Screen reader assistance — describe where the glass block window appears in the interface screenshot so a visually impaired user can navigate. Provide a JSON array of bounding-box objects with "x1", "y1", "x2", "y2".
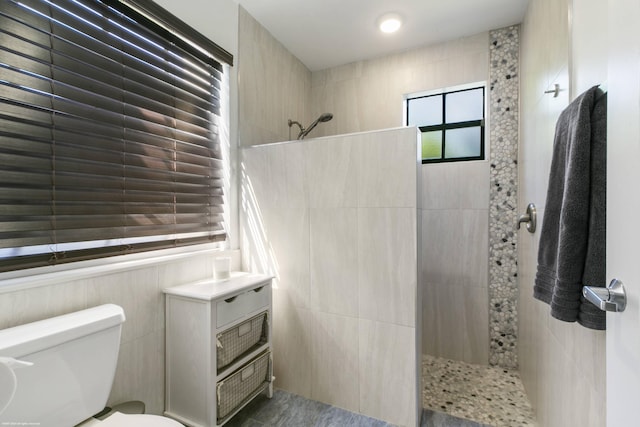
[{"x1": 407, "y1": 86, "x2": 485, "y2": 163}]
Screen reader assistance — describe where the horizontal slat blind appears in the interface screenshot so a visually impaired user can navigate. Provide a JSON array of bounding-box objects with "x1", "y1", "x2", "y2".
[{"x1": 0, "y1": 0, "x2": 228, "y2": 271}]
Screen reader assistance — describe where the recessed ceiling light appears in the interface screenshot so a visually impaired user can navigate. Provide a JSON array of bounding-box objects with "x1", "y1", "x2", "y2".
[{"x1": 378, "y1": 13, "x2": 402, "y2": 34}]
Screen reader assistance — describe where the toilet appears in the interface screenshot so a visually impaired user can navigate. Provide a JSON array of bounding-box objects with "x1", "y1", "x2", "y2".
[{"x1": 0, "y1": 304, "x2": 183, "y2": 427}]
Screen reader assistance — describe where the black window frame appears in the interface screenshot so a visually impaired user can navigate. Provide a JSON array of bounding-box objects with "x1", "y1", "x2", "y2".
[
  {"x1": 406, "y1": 86, "x2": 486, "y2": 164},
  {"x1": 0, "y1": 0, "x2": 233, "y2": 272}
]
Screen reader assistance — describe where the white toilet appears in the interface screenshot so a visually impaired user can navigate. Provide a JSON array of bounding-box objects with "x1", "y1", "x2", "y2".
[{"x1": 0, "y1": 304, "x2": 183, "y2": 427}]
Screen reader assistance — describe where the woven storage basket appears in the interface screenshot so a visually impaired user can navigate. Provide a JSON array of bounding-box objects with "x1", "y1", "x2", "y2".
[
  {"x1": 216, "y1": 351, "x2": 271, "y2": 423},
  {"x1": 217, "y1": 311, "x2": 268, "y2": 371}
]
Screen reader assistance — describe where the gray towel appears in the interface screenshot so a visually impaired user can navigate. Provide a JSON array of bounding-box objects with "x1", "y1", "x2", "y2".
[{"x1": 533, "y1": 85, "x2": 607, "y2": 330}]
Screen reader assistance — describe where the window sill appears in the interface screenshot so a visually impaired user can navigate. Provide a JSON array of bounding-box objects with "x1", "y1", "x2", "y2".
[{"x1": 0, "y1": 244, "x2": 241, "y2": 294}]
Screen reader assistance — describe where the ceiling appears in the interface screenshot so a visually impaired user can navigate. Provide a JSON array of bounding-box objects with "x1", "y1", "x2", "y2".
[{"x1": 236, "y1": 0, "x2": 530, "y2": 72}]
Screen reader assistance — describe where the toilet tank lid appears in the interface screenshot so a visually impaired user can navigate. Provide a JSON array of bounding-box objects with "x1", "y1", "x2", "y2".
[{"x1": 0, "y1": 304, "x2": 125, "y2": 358}]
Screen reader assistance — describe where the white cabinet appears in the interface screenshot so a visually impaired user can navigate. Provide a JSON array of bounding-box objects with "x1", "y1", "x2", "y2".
[{"x1": 164, "y1": 273, "x2": 273, "y2": 427}]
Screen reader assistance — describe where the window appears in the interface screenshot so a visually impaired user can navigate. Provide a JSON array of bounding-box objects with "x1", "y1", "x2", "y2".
[
  {"x1": 406, "y1": 86, "x2": 485, "y2": 163},
  {"x1": 0, "y1": 0, "x2": 233, "y2": 272}
]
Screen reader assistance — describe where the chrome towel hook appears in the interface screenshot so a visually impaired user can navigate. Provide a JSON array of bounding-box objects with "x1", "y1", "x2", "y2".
[{"x1": 517, "y1": 203, "x2": 537, "y2": 233}]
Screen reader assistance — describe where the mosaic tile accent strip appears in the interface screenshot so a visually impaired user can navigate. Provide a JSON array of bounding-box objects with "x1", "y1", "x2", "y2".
[
  {"x1": 423, "y1": 355, "x2": 535, "y2": 427},
  {"x1": 488, "y1": 25, "x2": 520, "y2": 368}
]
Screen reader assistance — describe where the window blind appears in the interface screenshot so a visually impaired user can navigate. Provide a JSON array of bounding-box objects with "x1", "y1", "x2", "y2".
[{"x1": 0, "y1": 0, "x2": 230, "y2": 272}]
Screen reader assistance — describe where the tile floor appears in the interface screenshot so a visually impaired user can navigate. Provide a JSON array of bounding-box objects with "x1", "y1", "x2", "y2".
[
  {"x1": 224, "y1": 390, "x2": 395, "y2": 427},
  {"x1": 224, "y1": 389, "x2": 491, "y2": 427},
  {"x1": 223, "y1": 355, "x2": 536, "y2": 427},
  {"x1": 422, "y1": 355, "x2": 536, "y2": 426}
]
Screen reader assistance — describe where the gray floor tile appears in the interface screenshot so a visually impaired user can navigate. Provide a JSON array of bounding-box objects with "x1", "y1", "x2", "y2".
[{"x1": 421, "y1": 409, "x2": 490, "y2": 427}]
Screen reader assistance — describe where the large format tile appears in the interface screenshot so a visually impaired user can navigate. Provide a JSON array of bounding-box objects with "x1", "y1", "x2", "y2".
[
  {"x1": 359, "y1": 319, "x2": 416, "y2": 427},
  {"x1": 1, "y1": 280, "x2": 87, "y2": 329},
  {"x1": 310, "y1": 311, "x2": 360, "y2": 412},
  {"x1": 109, "y1": 328, "x2": 165, "y2": 415},
  {"x1": 460, "y1": 209, "x2": 489, "y2": 289},
  {"x1": 86, "y1": 269, "x2": 161, "y2": 344},
  {"x1": 226, "y1": 390, "x2": 396, "y2": 427},
  {"x1": 422, "y1": 283, "x2": 465, "y2": 361},
  {"x1": 358, "y1": 208, "x2": 417, "y2": 327},
  {"x1": 461, "y1": 287, "x2": 489, "y2": 364},
  {"x1": 262, "y1": 207, "x2": 310, "y2": 309},
  {"x1": 265, "y1": 143, "x2": 308, "y2": 209},
  {"x1": 272, "y1": 289, "x2": 313, "y2": 398},
  {"x1": 458, "y1": 162, "x2": 490, "y2": 210},
  {"x1": 421, "y1": 164, "x2": 461, "y2": 210},
  {"x1": 421, "y1": 209, "x2": 462, "y2": 287},
  {"x1": 306, "y1": 137, "x2": 357, "y2": 208},
  {"x1": 309, "y1": 208, "x2": 358, "y2": 317},
  {"x1": 357, "y1": 128, "x2": 418, "y2": 208}
]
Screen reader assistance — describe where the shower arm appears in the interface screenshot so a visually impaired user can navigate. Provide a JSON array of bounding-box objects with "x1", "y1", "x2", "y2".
[
  {"x1": 288, "y1": 113, "x2": 333, "y2": 140},
  {"x1": 287, "y1": 119, "x2": 304, "y2": 140}
]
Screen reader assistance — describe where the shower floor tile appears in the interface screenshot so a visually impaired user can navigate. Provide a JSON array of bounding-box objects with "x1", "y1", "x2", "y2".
[{"x1": 423, "y1": 355, "x2": 536, "y2": 427}]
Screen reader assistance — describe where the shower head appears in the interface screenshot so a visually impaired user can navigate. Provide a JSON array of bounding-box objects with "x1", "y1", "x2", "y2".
[
  {"x1": 317, "y1": 113, "x2": 333, "y2": 123},
  {"x1": 297, "y1": 113, "x2": 333, "y2": 139}
]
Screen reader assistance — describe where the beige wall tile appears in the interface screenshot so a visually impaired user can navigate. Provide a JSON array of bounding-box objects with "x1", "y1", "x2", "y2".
[
  {"x1": 358, "y1": 207, "x2": 417, "y2": 327},
  {"x1": 86, "y1": 269, "x2": 161, "y2": 344},
  {"x1": 305, "y1": 136, "x2": 358, "y2": 208},
  {"x1": 518, "y1": 0, "x2": 606, "y2": 424},
  {"x1": 358, "y1": 319, "x2": 416, "y2": 427},
  {"x1": 272, "y1": 288, "x2": 313, "y2": 398},
  {"x1": 262, "y1": 207, "x2": 310, "y2": 309},
  {"x1": 238, "y1": 6, "x2": 311, "y2": 146},
  {"x1": 310, "y1": 311, "x2": 360, "y2": 412},
  {"x1": 356, "y1": 128, "x2": 418, "y2": 208},
  {"x1": 310, "y1": 208, "x2": 358, "y2": 317}
]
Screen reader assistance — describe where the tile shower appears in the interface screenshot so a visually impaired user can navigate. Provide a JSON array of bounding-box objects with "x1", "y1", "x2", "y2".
[
  {"x1": 238, "y1": 8, "x2": 530, "y2": 424},
  {"x1": 240, "y1": 127, "x2": 423, "y2": 426}
]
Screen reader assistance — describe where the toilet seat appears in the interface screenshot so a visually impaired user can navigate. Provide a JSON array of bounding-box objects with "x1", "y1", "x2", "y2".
[{"x1": 82, "y1": 411, "x2": 183, "y2": 427}]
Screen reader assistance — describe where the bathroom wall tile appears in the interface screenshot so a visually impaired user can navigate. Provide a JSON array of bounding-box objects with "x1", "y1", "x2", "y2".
[
  {"x1": 547, "y1": 309, "x2": 606, "y2": 394},
  {"x1": 240, "y1": 147, "x2": 271, "y2": 212},
  {"x1": 462, "y1": 287, "x2": 489, "y2": 364},
  {"x1": 311, "y1": 78, "x2": 362, "y2": 138},
  {"x1": 356, "y1": 76, "x2": 401, "y2": 133},
  {"x1": 238, "y1": 7, "x2": 311, "y2": 146},
  {"x1": 421, "y1": 281, "x2": 439, "y2": 355},
  {"x1": 109, "y1": 328, "x2": 165, "y2": 415},
  {"x1": 157, "y1": 254, "x2": 211, "y2": 290},
  {"x1": 310, "y1": 311, "x2": 360, "y2": 412},
  {"x1": 422, "y1": 209, "x2": 462, "y2": 286},
  {"x1": 359, "y1": 319, "x2": 416, "y2": 427},
  {"x1": 421, "y1": 163, "x2": 461, "y2": 210},
  {"x1": 460, "y1": 209, "x2": 489, "y2": 289},
  {"x1": 356, "y1": 128, "x2": 418, "y2": 208},
  {"x1": 358, "y1": 208, "x2": 417, "y2": 327},
  {"x1": 2, "y1": 280, "x2": 87, "y2": 328},
  {"x1": 309, "y1": 208, "x2": 358, "y2": 317},
  {"x1": 86, "y1": 268, "x2": 161, "y2": 344},
  {"x1": 458, "y1": 162, "x2": 490, "y2": 210},
  {"x1": 264, "y1": 143, "x2": 308, "y2": 209},
  {"x1": 272, "y1": 288, "x2": 313, "y2": 398},
  {"x1": 262, "y1": 207, "x2": 310, "y2": 309},
  {"x1": 422, "y1": 282, "x2": 465, "y2": 360},
  {"x1": 306, "y1": 136, "x2": 357, "y2": 208}
]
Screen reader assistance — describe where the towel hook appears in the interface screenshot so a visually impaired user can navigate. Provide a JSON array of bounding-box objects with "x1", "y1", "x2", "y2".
[
  {"x1": 544, "y1": 83, "x2": 560, "y2": 98},
  {"x1": 517, "y1": 203, "x2": 537, "y2": 233}
]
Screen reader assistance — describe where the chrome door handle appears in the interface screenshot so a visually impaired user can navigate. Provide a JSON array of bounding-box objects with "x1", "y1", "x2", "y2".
[
  {"x1": 583, "y1": 278, "x2": 627, "y2": 312},
  {"x1": 517, "y1": 203, "x2": 537, "y2": 233}
]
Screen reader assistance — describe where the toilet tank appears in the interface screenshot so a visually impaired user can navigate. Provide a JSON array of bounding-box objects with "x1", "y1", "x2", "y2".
[{"x1": 0, "y1": 304, "x2": 126, "y2": 427}]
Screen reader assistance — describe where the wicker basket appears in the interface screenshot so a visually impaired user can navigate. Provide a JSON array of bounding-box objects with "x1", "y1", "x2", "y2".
[
  {"x1": 216, "y1": 351, "x2": 271, "y2": 423},
  {"x1": 217, "y1": 311, "x2": 268, "y2": 371}
]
